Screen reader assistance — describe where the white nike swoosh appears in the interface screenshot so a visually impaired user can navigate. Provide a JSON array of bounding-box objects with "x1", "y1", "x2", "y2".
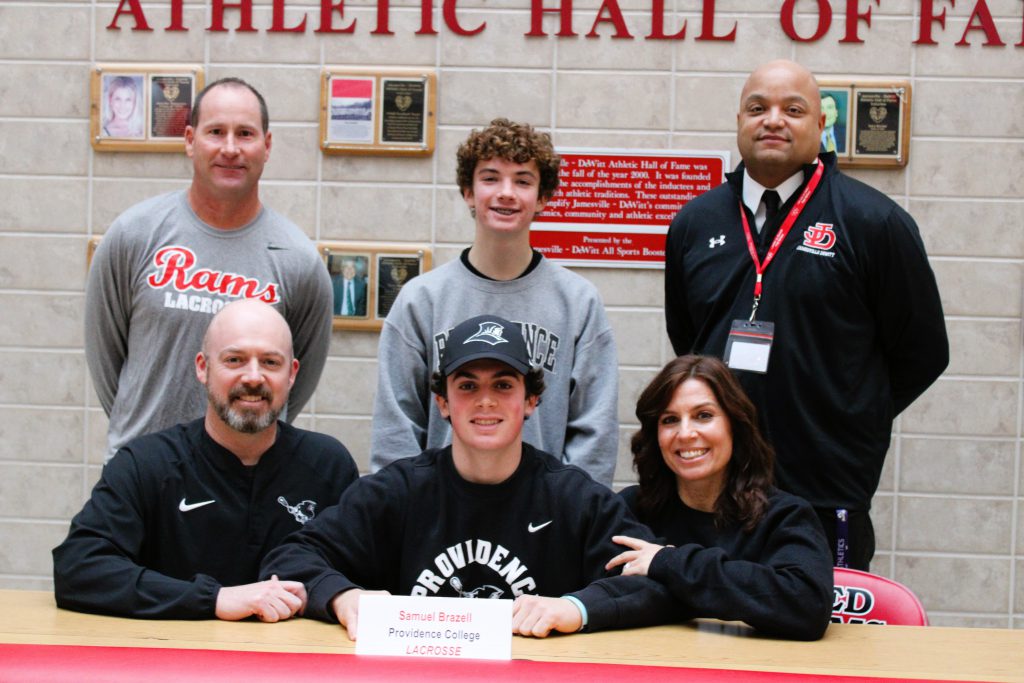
[
  {"x1": 179, "y1": 498, "x2": 216, "y2": 512},
  {"x1": 528, "y1": 520, "x2": 552, "y2": 533}
]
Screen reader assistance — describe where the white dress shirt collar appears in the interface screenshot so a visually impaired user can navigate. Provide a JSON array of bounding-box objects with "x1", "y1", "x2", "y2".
[{"x1": 742, "y1": 163, "x2": 814, "y2": 232}]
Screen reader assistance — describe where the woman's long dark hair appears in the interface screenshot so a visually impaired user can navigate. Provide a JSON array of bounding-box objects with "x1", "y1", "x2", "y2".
[{"x1": 631, "y1": 355, "x2": 774, "y2": 530}]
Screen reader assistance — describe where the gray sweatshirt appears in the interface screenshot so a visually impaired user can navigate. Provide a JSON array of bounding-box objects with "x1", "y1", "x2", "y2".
[
  {"x1": 85, "y1": 191, "x2": 332, "y2": 461},
  {"x1": 370, "y1": 256, "x2": 619, "y2": 486}
]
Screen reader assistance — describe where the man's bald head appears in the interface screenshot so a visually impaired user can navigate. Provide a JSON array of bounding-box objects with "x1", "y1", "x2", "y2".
[
  {"x1": 202, "y1": 299, "x2": 293, "y2": 361},
  {"x1": 740, "y1": 60, "x2": 821, "y2": 110},
  {"x1": 736, "y1": 60, "x2": 825, "y2": 188}
]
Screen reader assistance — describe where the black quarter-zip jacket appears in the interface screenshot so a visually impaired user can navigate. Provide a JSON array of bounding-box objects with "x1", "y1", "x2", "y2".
[{"x1": 665, "y1": 153, "x2": 948, "y2": 510}]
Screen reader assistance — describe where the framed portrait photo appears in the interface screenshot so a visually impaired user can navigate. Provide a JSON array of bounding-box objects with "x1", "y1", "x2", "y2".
[
  {"x1": 99, "y1": 73, "x2": 146, "y2": 141},
  {"x1": 91, "y1": 64, "x2": 204, "y2": 152},
  {"x1": 320, "y1": 243, "x2": 432, "y2": 331},
  {"x1": 327, "y1": 251, "x2": 371, "y2": 320},
  {"x1": 817, "y1": 85, "x2": 852, "y2": 159},
  {"x1": 320, "y1": 68, "x2": 436, "y2": 157},
  {"x1": 818, "y1": 79, "x2": 910, "y2": 169}
]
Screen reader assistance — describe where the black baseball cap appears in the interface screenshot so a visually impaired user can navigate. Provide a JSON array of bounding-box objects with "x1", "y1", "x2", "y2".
[{"x1": 439, "y1": 315, "x2": 532, "y2": 376}]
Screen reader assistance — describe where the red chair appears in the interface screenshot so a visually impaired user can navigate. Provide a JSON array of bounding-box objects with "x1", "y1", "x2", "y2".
[{"x1": 831, "y1": 567, "x2": 929, "y2": 626}]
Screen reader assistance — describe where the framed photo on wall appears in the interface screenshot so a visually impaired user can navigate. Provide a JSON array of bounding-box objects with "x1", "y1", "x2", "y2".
[
  {"x1": 818, "y1": 79, "x2": 910, "y2": 169},
  {"x1": 320, "y1": 68, "x2": 436, "y2": 157},
  {"x1": 327, "y1": 251, "x2": 371, "y2": 320},
  {"x1": 818, "y1": 86, "x2": 852, "y2": 157},
  {"x1": 320, "y1": 243, "x2": 432, "y2": 331},
  {"x1": 91, "y1": 64, "x2": 204, "y2": 152}
]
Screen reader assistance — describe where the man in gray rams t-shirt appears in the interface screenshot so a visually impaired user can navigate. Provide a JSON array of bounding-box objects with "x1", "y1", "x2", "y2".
[{"x1": 86, "y1": 77, "x2": 332, "y2": 462}]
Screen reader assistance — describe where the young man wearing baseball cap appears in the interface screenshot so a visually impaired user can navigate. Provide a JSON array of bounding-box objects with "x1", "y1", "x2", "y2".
[{"x1": 261, "y1": 314, "x2": 674, "y2": 639}]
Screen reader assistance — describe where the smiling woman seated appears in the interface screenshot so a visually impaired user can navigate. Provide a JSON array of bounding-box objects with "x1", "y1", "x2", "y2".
[{"x1": 607, "y1": 355, "x2": 833, "y2": 641}]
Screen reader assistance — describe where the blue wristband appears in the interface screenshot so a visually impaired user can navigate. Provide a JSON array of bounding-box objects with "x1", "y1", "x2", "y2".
[{"x1": 561, "y1": 595, "x2": 588, "y2": 631}]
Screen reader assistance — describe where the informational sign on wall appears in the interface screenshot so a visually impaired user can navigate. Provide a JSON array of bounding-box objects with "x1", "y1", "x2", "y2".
[{"x1": 531, "y1": 149, "x2": 729, "y2": 268}]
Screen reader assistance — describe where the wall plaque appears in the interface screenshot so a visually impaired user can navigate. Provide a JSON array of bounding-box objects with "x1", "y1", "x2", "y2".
[
  {"x1": 91, "y1": 64, "x2": 203, "y2": 152},
  {"x1": 321, "y1": 68, "x2": 436, "y2": 157}
]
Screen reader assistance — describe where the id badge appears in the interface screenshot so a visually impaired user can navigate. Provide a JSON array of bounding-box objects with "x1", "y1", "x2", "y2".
[{"x1": 724, "y1": 320, "x2": 775, "y2": 373}]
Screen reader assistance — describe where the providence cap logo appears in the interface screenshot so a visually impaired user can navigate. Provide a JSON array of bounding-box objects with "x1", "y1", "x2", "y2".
[
  {"x1": 441, "y1": 314, "x2": 532, "y2": 376},
  {"x1": 465, "y1": 322, "x2": 509, "y2": 346}
]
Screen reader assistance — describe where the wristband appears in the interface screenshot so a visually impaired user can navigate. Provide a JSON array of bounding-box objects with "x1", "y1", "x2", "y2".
[{"x1": 561, "y1": 595, "x2": 588, "y2": 631}]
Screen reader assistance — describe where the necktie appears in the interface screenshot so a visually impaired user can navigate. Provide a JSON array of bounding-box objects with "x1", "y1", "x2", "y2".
[
  {"x1": 826, "y1": 130, "x2": 836, "y2": 153},
  {"x1": 761, "y1": 190, "x2": 781, "y2": 232},
  {"x1": 344, "y1": 281, "x2": 353, "y2": 315}
]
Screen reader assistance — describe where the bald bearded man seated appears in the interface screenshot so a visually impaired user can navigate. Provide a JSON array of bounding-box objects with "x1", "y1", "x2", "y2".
[{"x1": 53, "y1": 300, "x2": 358, "y2": 621}]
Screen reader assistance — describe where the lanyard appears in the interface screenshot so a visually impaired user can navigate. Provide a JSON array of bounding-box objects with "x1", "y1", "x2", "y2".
[{"x1": 739, "y1": 162, "x2": 824, "y2": 321}]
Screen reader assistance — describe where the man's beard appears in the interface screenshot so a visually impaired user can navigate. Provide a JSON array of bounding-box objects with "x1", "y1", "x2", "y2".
[{"x1": 210, "y1": 385, "x2": 281, "y2": 434}]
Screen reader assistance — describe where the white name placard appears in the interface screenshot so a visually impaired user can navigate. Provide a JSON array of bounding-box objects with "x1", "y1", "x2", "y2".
[{"x1": 355, "y1": 594, "x2": 512, "y2": 660}]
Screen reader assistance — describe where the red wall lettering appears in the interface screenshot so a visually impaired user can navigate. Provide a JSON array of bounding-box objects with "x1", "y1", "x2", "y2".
[
  {"x1": 841, "y1": 0, "x2": 879, "y2": 43},
  {"x1": 527, "y1": 0, "x2": 577, "y2": 37},
  {"x1": 780, "y1": 0, "x2": 832, "y2": 43},
  {"x1": 696, "y1": 0, "x2": 736, "y2": 41},
  {"x1": 270, "y1": 0, "x2": 308, "y2": 33},
  {"x1": 316, "y1": 0, "x2": 356, "y2": 34},
  {"x1": 101, "y1": 0, "x2": 1022, "y2": 47},
  {"x1": 106, "y1": 0, "x2": 152, "y2": 31},
  {"x1": 956, "y1": 0, "x2": 1005, "y2": 46},
  {"x1": 209, "y1": 0, "x2": 257, "y2": 32},
  {"x1": 586, "y1": 0, "x2": 633, "y2": 39},
  {"x1": 647, "y1": 0, "x2": 686, "y2": 40}
]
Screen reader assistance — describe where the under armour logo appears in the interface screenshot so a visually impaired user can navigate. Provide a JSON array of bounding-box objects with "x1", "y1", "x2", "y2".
[{"x1": 709, "y1": 235, "x2": 726, "y2": 248}]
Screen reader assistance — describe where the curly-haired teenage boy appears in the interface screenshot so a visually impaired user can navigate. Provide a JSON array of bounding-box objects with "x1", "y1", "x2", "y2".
[{"x1": 371, "y1": 119, "x2": 618, "y2": 486}]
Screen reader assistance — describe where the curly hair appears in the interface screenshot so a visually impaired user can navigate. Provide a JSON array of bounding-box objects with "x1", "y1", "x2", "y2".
[
  {"x1": 456, "y1": 118, "x2": 561, "y2": 201},
  {"x1": 631, "y1": 355, "x2": 774, "y2": 531}
]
